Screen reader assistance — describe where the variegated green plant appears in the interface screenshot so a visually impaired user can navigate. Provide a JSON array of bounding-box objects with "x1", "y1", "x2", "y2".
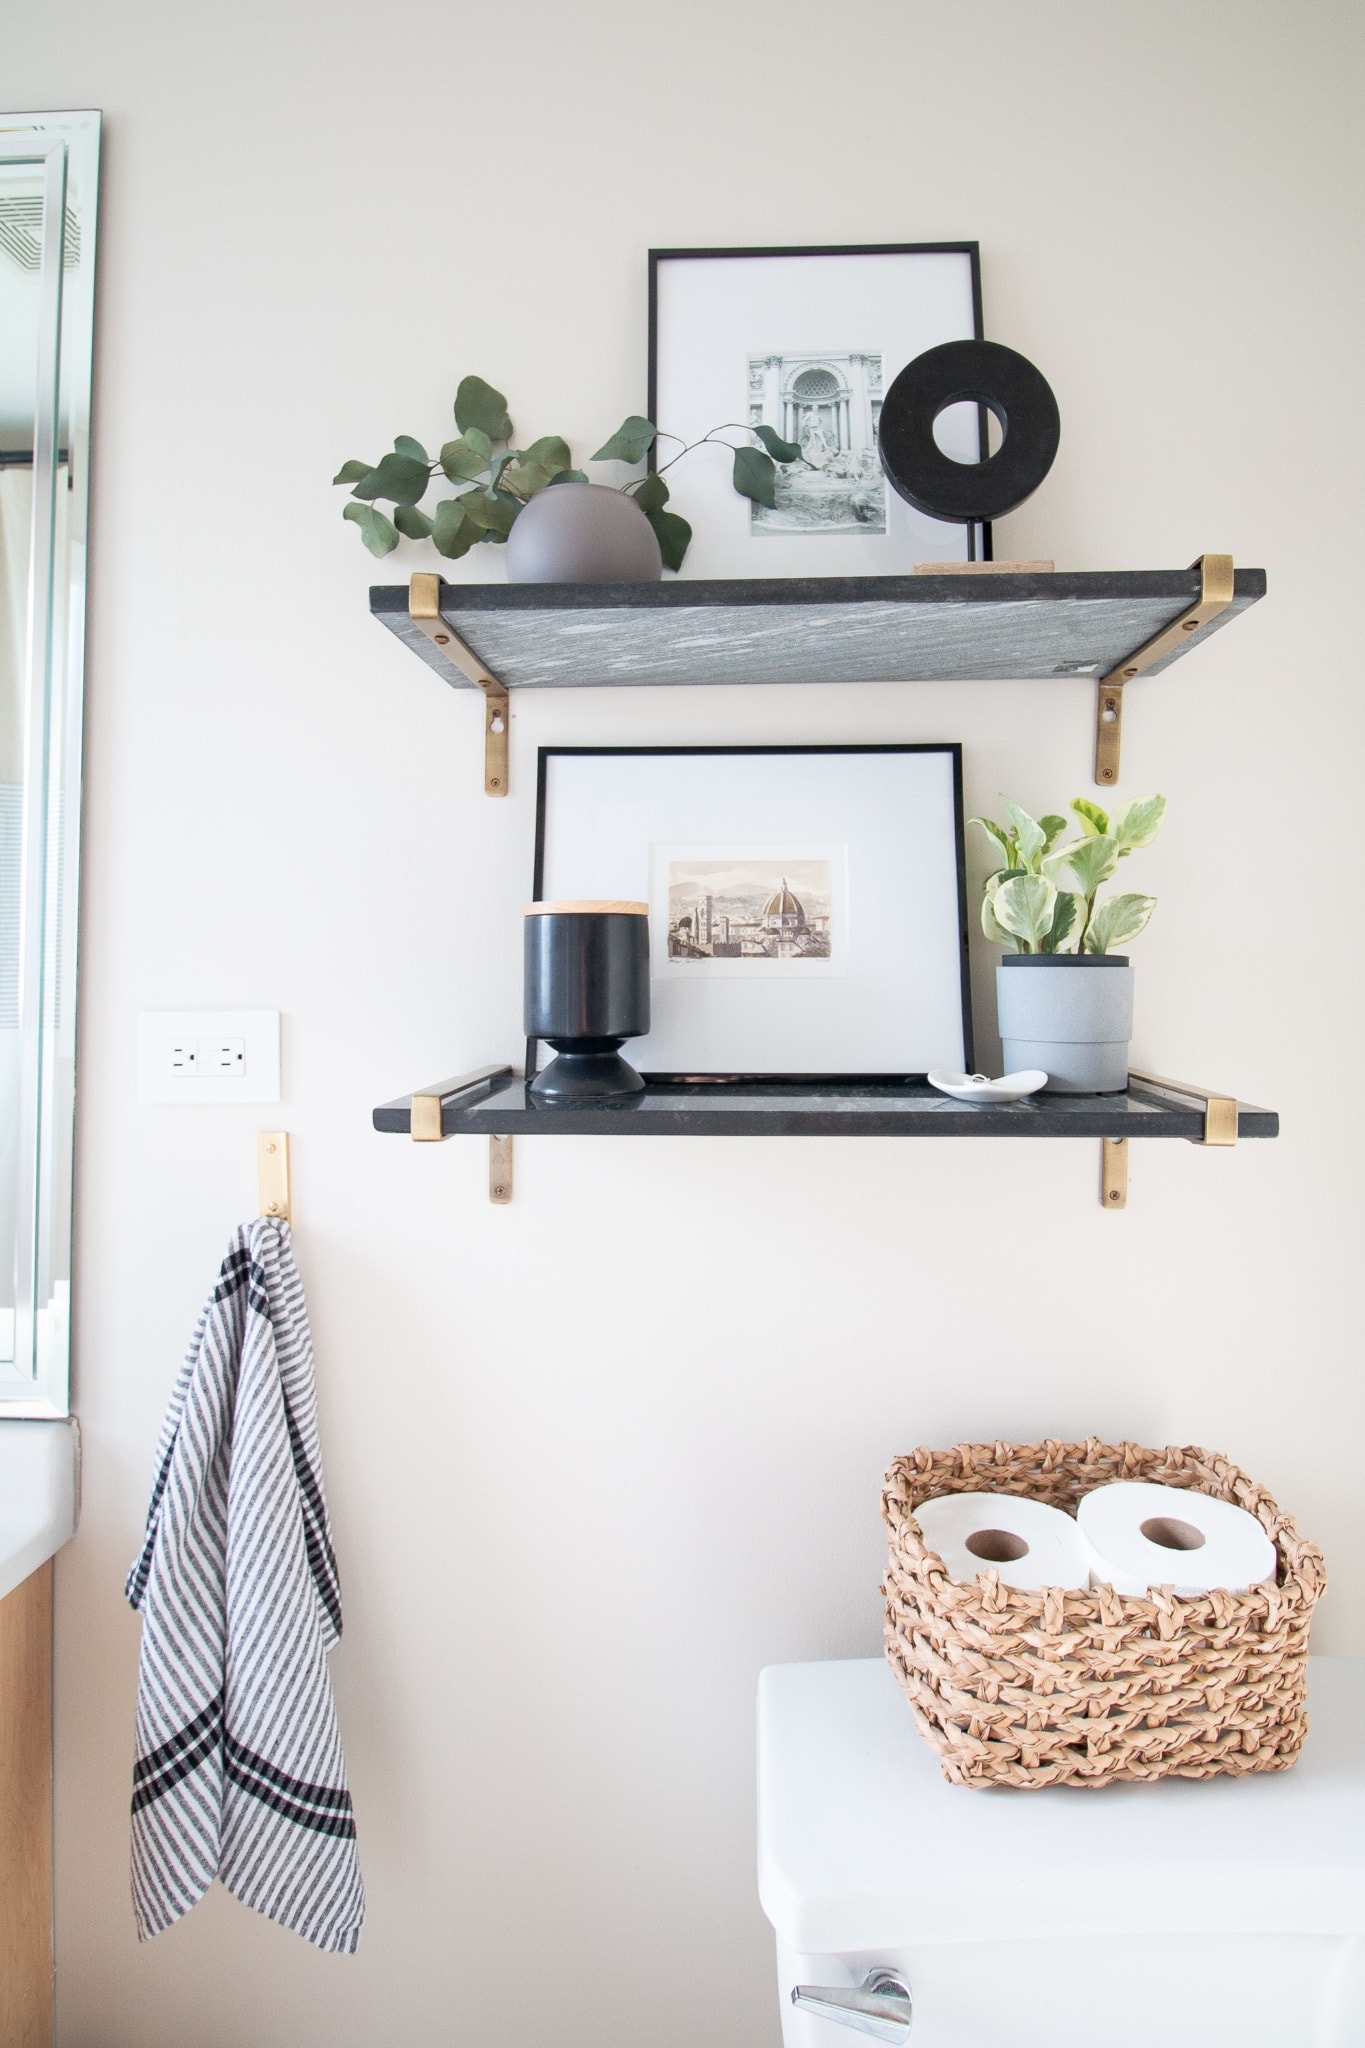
[{"x1": 970, "y1": 794, "x2": 1165, "y2": 954}]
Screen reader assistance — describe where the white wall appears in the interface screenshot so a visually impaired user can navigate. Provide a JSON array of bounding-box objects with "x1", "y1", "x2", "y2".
[{"x1": 8, "y1": 2, "x2": 1364, "y2": 2041}]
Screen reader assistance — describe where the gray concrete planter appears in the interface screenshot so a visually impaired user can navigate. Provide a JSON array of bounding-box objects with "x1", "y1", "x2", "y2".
[
  {"x1": 996, "y1": 954, "x2": 1133, "y2": 1094},
  {"x1": 505, "y1": 480, "x2": 662, "y2": 583}
]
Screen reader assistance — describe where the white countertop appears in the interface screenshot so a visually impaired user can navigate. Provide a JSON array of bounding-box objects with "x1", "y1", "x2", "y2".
[
  {"x1": 0, "y1": 1417, "x2": 80, "y2": 1602},
  {"x1": 758, "y1": 1655, "x2": 1365, "y2": 1953}
]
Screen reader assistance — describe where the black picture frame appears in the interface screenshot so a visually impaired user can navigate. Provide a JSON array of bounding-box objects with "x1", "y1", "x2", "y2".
[
  {"x1": 529, "y1": 743, "x2": 974, "y2": 1085},
  {"x1": 647, "y1": 242, "x2": 992, "y2": 565}
]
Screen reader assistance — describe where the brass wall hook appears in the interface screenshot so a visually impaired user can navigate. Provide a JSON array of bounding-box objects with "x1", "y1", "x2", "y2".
[{"x1": 258, "y1": 1131, "x2": 291, "y2": 1222}]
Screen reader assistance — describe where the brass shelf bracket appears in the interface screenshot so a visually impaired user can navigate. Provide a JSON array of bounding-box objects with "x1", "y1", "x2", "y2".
[
  {"x1": 1101, "y1": 1136, "x2": 1128, "y2": 1210},
  {"x1": 405, "y1": 1066, "x2": 516, "y2": 1204},
  {"x1": 409, "y1": 573, "x2": 510, "y2": 796},
  {"x1": 409, "y1": 1065, "x2": 515, "y2": 1142},
  {"x1": 489, "y1": 1135, "x2": 513, "y2": 1205},
  {"x1": 1128, "y1": 1070, "x2": 1239, "y2": 1147},
  {"x1": 1094, "y1": 554, "x2": 1234, "y2": 787},
  {"x1": 1101, "y1": 1070, "x2": 1242, "y2": 1209}
]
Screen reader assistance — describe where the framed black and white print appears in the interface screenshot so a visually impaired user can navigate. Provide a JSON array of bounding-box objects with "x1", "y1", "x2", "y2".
[
  {"x1": 531, "y1": 745, "x2": 973, "y2": 1080},
  {"x1": 648, "y1": 244, "x2": 988, "y2": 579}
]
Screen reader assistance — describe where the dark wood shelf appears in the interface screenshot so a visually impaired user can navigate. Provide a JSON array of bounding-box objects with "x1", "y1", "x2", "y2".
[
  {"x1": 370, "y1": 567, "x2": 1264, "y2": 692},
  {"x1": 373, "y1": 1069, "x2": 1278, "y2": 1143}
]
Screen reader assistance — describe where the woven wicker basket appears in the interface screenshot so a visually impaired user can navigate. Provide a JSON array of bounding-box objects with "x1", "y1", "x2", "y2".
[{"x1": 882, "y1": 1439, "x2": 1326, "y2": 1790}]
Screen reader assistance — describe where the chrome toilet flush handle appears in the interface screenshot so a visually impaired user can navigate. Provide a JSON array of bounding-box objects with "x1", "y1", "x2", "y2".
[{"x1": 791, "y1": 1968, "x2": 913, "y2": 2042}]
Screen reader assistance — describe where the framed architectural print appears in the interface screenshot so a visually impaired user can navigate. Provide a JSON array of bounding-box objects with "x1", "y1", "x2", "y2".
[
  {"x1": 530, "y1": 745, "x2": 973, "y2": 1080},
  {"x1": 647, "y1": 243, "x2": 988, "y2": 579}
]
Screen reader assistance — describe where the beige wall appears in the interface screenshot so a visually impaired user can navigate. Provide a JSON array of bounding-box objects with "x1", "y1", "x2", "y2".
[{"x1": 8, "y1": 1, "x2": 1364, "y2": 2041}]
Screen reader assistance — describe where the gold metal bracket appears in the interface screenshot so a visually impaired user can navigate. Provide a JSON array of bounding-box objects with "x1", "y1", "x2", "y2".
[
  {"x1": 409, "y1": 1065, "x2": 515, "y2": 1142},
  {"x1": 489, "y1": 1135, "x2": 513, "y2": 1204},
  {"x1": 1094, "y1": 554, "x2": 1235, "y2": 787},
  {"x1": 409, "y1": 573, "x2": 509, "y2": 796},
  {"x1": 258, "y1": 1131, "x2": 291, "y2": 1222},
  {"x1": 1128, "y1": 1071, "x2": 1239, "y2": 1146},
  {"x1": 1101, "y1": 1136, "x2": 1128, "y2": 1210}
]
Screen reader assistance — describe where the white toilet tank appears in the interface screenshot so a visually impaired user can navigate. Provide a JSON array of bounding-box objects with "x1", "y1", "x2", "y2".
[{"x1": 758, "y1": 1657, "x2": 1365, "y2": 2048}]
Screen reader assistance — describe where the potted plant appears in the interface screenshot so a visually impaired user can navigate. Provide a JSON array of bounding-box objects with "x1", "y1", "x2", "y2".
[
  {"x1": 970, "y1": 793, "x2": 1166, "y2": 1092},
  {"x1": 334, "y1": 375, "x2": 804, "y2": 580}
]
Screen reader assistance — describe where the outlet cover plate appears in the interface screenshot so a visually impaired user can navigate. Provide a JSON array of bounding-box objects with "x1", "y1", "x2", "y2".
[{"x1": 138, "y1": 1010, "x2": 281, "y2": 1105}]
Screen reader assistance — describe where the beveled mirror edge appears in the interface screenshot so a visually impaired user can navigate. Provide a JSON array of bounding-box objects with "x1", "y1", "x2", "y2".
[{"x1": 0, "y1": 110, "x2": 101, "y2": 1415}]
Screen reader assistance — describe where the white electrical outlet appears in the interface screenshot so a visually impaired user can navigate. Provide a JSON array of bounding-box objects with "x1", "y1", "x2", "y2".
[{"x1": 138, "y1": 1011, "x2": 280, "y2": 1104}]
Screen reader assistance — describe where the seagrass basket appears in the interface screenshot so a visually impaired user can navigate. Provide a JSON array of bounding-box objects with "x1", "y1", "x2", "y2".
[{"x1": 882, "y1": 1438, "x2": 1326, "y2": 1790}]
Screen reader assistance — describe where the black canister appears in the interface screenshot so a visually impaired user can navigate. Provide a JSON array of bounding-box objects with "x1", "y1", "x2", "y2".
[{"x1": 525, "y1": 901, "x2": 650, "y2": 1104}]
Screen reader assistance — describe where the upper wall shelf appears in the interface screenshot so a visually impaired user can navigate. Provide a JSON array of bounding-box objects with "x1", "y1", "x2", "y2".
[{"x1": 370, "y1": 559, "x2": 1265, "y2": 791}]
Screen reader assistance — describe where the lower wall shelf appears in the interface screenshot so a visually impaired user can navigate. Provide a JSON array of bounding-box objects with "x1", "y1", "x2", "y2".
[{"x1": 372, "y1": 1067, "x2": 1278, "y2": 1210}]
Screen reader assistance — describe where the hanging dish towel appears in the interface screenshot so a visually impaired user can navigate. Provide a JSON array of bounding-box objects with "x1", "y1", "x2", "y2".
[{"x1": 126, "y1": 1217, "x2": 364, "y2": 1953}]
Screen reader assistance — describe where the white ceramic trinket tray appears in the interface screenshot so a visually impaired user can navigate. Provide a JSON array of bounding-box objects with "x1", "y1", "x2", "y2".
[{"x1": 926, "y1": 1069, "x2": 1048, "y2": 1103}]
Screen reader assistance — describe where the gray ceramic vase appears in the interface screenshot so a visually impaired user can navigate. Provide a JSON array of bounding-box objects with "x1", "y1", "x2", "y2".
[
  {"x1": 505, "y1": 481, "x2": 663, "y2": 583},
  {"x1": 996, "y1": 954, "x2": 1134, "y2": 1093}
]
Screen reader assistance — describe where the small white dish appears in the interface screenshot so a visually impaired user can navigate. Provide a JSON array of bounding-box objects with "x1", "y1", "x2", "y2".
[{"x1": 926, "y1": 1068, "x2": 1049, "y2": 1102}]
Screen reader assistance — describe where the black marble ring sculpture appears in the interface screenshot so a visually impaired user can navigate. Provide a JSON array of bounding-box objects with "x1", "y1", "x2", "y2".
[
  {"x1": 877, "y1": 338, "x2": 1061, "y2": 526},
  {"x1": 525, "y1": 902, "x2": 650, "y2": 1104}
]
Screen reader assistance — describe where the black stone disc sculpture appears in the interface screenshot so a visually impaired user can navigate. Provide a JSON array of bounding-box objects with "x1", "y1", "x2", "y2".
[{"x1": 877, "y1": 339, "x2": 1060, "y2": 526}]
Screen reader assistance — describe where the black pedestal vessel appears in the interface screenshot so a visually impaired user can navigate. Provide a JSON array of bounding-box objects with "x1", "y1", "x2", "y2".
[{"x1": 525, "y1": 902, "x2": 650, "y2": 1104}]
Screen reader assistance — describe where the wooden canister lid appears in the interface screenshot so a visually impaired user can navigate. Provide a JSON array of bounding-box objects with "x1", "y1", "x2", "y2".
[{"x1": 524, "y1": 900, "x2": 649, "y2": 915}]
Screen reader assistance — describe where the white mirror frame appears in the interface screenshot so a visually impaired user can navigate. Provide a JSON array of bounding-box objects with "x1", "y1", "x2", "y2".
[{"x1": 1, "y1": 111, "x2": 99, "y2": 1414}]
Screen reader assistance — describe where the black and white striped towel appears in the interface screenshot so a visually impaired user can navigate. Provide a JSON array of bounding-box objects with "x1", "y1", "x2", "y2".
[{"x1": 126, "y1": 1218, "x2": 364, "y2": 1953}]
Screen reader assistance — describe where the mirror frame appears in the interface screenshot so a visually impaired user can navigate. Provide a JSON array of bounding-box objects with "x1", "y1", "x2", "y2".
[{"x1": 1, "y1": 110, "x2": 100, "y2": 1414}]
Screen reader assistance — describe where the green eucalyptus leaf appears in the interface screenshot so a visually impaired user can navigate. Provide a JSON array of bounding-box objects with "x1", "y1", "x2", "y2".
[
  {"x1": 516, "y1": 435, "x2": 572, "y2": 475},
  {"x1": 1060, "y1": 833, "x2": 1121, "y2": 897},
  {"x1": 393, "y1": 434, "x2": 429, "y2": 464},
  {"x1": 502, "y1": 461, "x2": 556, "y2": 498},
  {"x1": 1071, "y1": 797, "x2": 1110, "y2": 838},
  {"x1": 1085, "y1": 892, "x2": 1156, "y2": 953},
  {"x1": 632, "y1": 472, "x2": 670, "y2": 516},
  {"x1": 1004, "y1": 799, "x2": 1047, "y2": 872},
  {"x1": 547, "y1": 467, "x2": 589, "y2": 485},
  {"x1": 333, "y1": 458, "x2": 372, "y2": 485},
  {"x1": 1110, "y1": 792, "x2": 1167, "y2": 852},
  {"x1": 487, "y1": 451, "x2": 515, "y2": 488},
  {"x1": 458, "y1": 489, "x2": 519, "y2": 536},
  {"x1": 454, "y1": 376, "x2": 512, "y2": 441},
  {"x1": 752, "y1": 422, "x2": 803, "y2": 463},
  {"x1": 431, "y1": 498, "x2": 479, "y2": 559},
  {"x1": 393, "y1": 503, "x2": 434, "y2": 540},
  {"x1": 342, "y1": 500, "x2": 399, "y2": 557},
  {"x1": 592, "y1": 415, "x2": 657, "y2": 464},
  {"x1": 589, "y1": 415, "x2": 658, "y2": 464},
  {"x1": 732, "y1": 445, "x2": 777, "y2": 508},
  {"x1": 440, "y1": 437, "x2": 488, "y2": 483},
  {"x1": 644, "y1": 504, "x2": 691, "y2": 572},
  {"x1": 992, "y1": 872, "x2": 1057, "y2": 951},
  {"x1": 351, "y1": 451, "x2": 431, "y2": 506}
]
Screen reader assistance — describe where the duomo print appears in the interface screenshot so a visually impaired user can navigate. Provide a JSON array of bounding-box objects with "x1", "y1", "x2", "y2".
[{"x1": 668, "y1": 869, "x2": 833, "y2": 962}]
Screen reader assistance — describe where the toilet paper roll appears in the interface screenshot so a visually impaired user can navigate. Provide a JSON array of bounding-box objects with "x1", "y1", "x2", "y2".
[
  {"x1": 1078, "y1": 1481, "x2": 1278, "y2": 1596},
  {"x1": 914, "y1": 1492, "x2": 1093, "y2": 1592}
]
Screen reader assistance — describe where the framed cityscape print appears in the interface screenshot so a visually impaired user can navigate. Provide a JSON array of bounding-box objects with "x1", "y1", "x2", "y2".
[
  {"x1": 647, "y1": 243, "x2": 989, "y2": 580},
  {"x1": 531, "y1": 745, "x2": 973, "y2": 1081}
]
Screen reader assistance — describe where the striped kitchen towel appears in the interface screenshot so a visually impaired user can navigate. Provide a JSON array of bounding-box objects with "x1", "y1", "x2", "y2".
[{"x1": 126, "y1": 1217, "x2": 364, "y2": 1953}]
